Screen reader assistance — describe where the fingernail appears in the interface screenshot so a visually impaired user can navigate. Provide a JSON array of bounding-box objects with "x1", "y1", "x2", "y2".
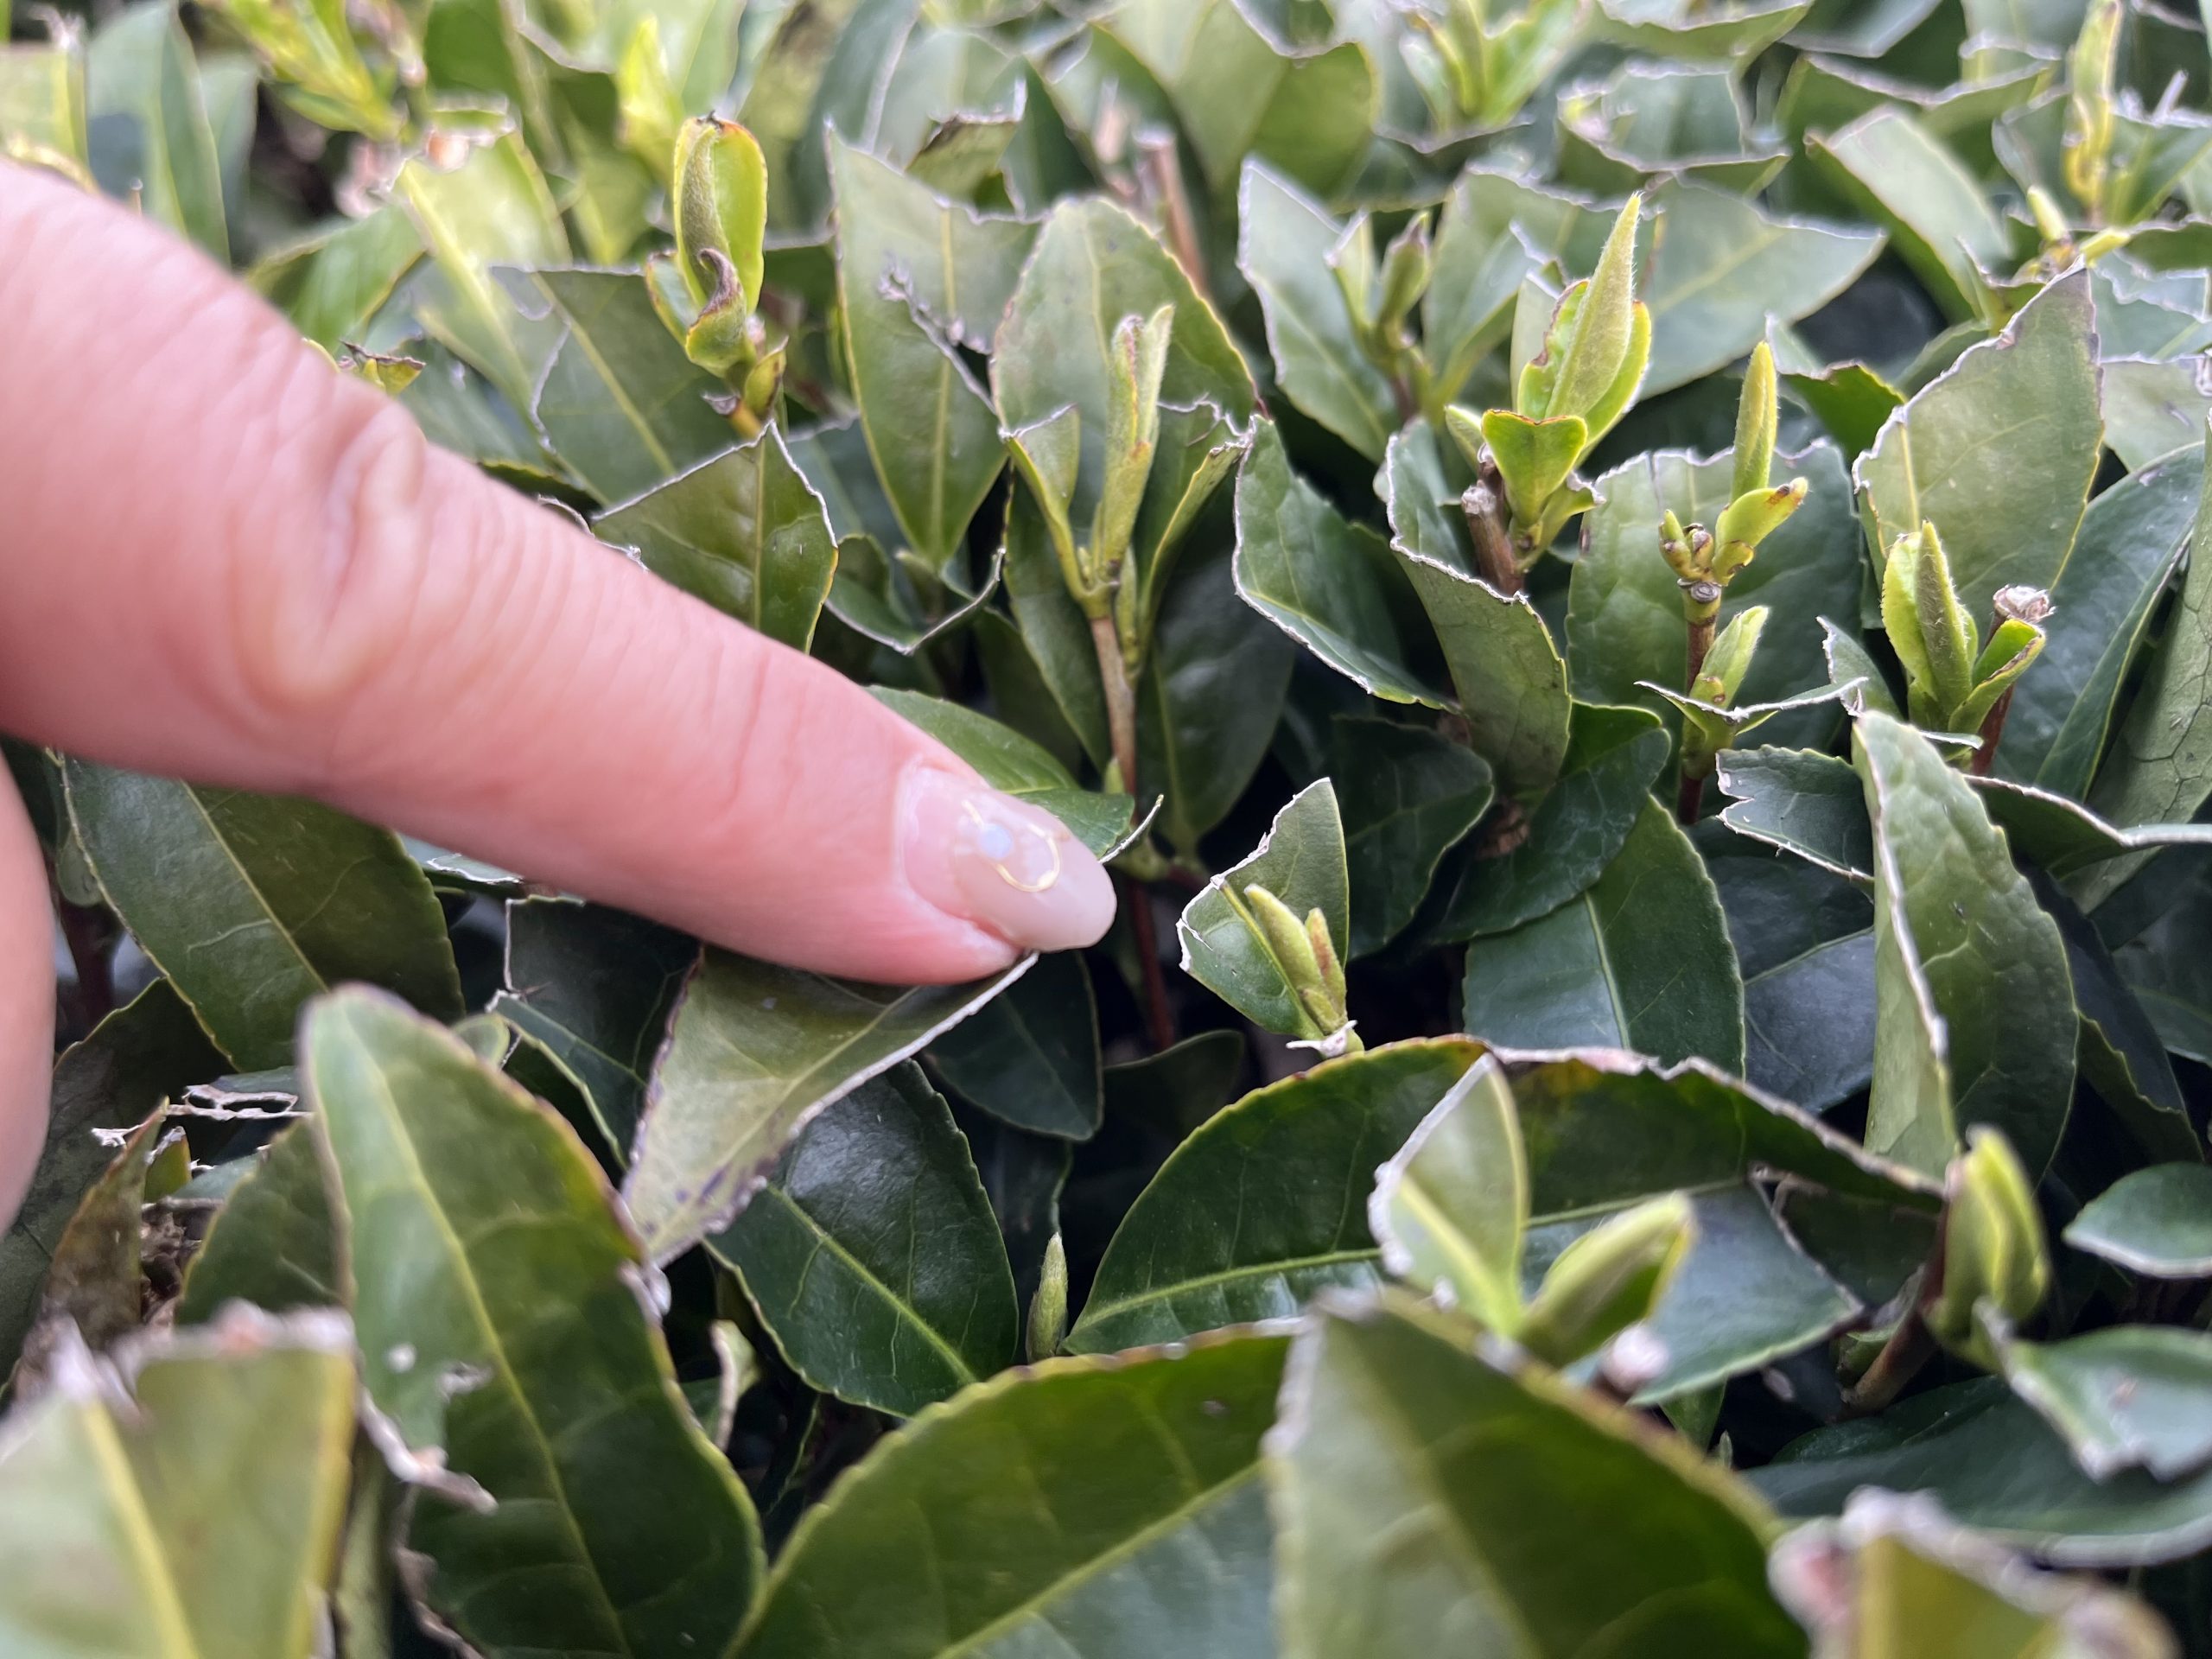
[{"x1": 901, "y1": 767, "x2": 1116, "y2": 954}]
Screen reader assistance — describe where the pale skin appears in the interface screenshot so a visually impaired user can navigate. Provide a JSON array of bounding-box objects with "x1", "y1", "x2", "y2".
[{"x1": 0, "y1": 164, "x2": 1117, "y2": 1227}]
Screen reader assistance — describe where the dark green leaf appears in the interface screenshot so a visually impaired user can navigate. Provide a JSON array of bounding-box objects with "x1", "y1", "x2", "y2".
[
  {"x1": 1462, "y1": 801, "x2": 1747, "y2": 1071},
  {"x1": 595, "y1": 422, "x2": 839, "y2": 651},
  {"x1": 175, "y1": 1122, "x2": 340, "y2": 1324},
  {"x1": 1331, "y1": 716, "x2": 1493, "y2": 957},
  {"x1": 1274, "y1": 1293, "x2": 1807, "y2": 1659},
  {"x1": 63, "y1": 762, "x2": 462, "y2": 1070},
  {"x1": 1715, "y1": 746, "x2": 1874, "y2": 881},
  {"x1": 1382, "y1": 424, "x2": 1573, "y2": 796},
  {"x1": 1756, "y1": 1378, "x2": 2212, "y2": 1567},
  {"x1": 1857, "y1": 270, "x2": 2101, "y2": 610},
  {"x1": 711, "y1": 1065, "x2": 1019, "y2": 1416},
  {"x1": 1238, "y1": 161, "x2": 1399, "y2": 461},
  {"x1": 735, "y1": 1329, "x2": 1288, "y2": 1659},
  {"x1": 830, "y1": 139, "x2": 1034, "y2": 571},
  {"x1": 488, "y1": 899, "x2": 696, "y2": 1160},
  {"x1": 1807, "y1": 109, "x2": 2007, "y2": 321},
  {"x1": 1067, "y1": 1039, "x2": 1484, "y2": 1353},
  {"x1": 1236, "y1": 422, "x2": 1441, "y2": 706},
  {"x1": 2002, "y1": 1325, "x2": 2212, "y2": 1481},
  {"x1": 928, "y1": 950, "x2": 1102, "y2": 1139},
  {"x1": 624, "y1": 949, "x2": 1033, "y2": 1261},
  {"x1": 519, "y1": 269, "x2": 734, "y2": 505},
  {"x1": 1139, "y1": 541, "x2": 1297, "y2": 856},
  {"x1": 307, "y1": 988, "x2": 763, "y2": 1656},
  {"x1": 1425, "y1": 702, "x2": 1671, "y2": 941},
  {"x1": 13, "y1": 1110, "x2": 170, "y2": 1390},
  {"x1": 1994, "y1": 443, "x2": 2197, "y2": 796},
  {"x1": 1642, "y1": 179, "x2": 1883, "y2": 394},
  {"x1": 1856, "y1": 712, "x2": 2078, "y2": 1179},
  {"x1": 2065, "y1": 1165, "x2": 2212, "y2": 1278},
  {"x1": 1, "y1": 981, "x2": 221, "y2": 1373}
]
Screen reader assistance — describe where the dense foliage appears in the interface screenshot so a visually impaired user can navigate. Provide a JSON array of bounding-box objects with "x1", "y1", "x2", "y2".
[{"x1": 10, "y1": 0, "x2": 2212, "y2": 1649}]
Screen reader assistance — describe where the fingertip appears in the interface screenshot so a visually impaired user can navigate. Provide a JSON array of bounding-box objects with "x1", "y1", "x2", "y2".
[{"x1": 898, "y1": 763, "x2": 1118, "y2": 960}]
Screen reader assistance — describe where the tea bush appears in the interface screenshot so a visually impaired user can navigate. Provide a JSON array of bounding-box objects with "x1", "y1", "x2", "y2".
[{"x1": 6, "y1": 0, "x2": 2212, "y2": 1651}]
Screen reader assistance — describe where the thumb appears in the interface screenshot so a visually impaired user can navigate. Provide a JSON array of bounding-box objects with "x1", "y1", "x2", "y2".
[{"x1": 0, "y1": 164, "x2": 1115, "y2": 984}]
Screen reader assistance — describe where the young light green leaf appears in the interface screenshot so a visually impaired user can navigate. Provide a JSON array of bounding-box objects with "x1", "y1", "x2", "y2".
[
  {"x1": 307, "y1": 988, "x2": 764, "y2": 1656},
  {"x1": 0, "y1": 1310, "x2": 357, "y2": 1659},
  {"x1": 710, "y1": 1064, "x2": 1019, "y2": 1418},
  {"x1": 1368, "y1": 1055, "x2": 1528, "y2": 1332},
  {"x1": 1176, "y1": 779, "x2": 1353, "y2": 1043},
  {"x1": 673, "y1": 116, "x2": 766, "y2": 320},
  {"x1": 1924, "y1": 1128, "x2": 2051, "y2": 1369},
  {"x1": 1518, "y1": 1191, "x2": 1695, "y2": 1367}
]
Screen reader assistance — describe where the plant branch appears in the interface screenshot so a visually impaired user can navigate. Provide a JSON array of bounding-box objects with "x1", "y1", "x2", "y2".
[
  {"x1": 1461, "y1": 472, "x2": 1522, "y2": 595},
  {"x1": 1841, "y1": 1308, "x2": 1936, "y2": 1417},
  {"x1": 1675, "y1": 579, "x2": 1722, "y2": 825},
  {"x1": 1969, "y1": 689, "x2": 2014, "y2": 778},
  {"x1": 1090, "y1": 613, "x2": 1175, "y2": 1050},
  {"x1": 1135, "y1": 130, "x2": 1210, "y2": 308}
]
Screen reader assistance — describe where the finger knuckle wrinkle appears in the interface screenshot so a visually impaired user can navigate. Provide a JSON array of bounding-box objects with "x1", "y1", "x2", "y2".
[{"x1": 232, "y1": 385, "x2": 431, "y2": 741}]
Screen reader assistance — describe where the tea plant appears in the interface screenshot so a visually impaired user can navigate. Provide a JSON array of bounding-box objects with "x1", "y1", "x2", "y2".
[{"x1": 10, "y1": 0, "x2": 2212, "y2": 1651}]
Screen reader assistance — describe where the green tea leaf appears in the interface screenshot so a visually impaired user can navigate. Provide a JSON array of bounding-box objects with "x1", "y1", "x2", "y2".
[
  {"x1": 1176, "y1": 779, "x2": 1353, "y2": 1040},
  {"x1": 0, "y1": 1311, "x2": 357, "y2": 1658},
  {"x1": 1856, "y1": 712, "x2": 2077, "y2": 1179},
  {"x1": 1274, "y1": 1292, "x2": 1806, "y2": 1659},
  {"x1": 596, "y1": 422, "x2": 840, "y2": 651},
  {"x1": 1381, "y1": 424, "x2": 1573, "y2": 796},
  {"x1": 1424, "y1": 702, "x2": 1670, "y2": 940},
  {"x1": 1331, "y1": 715, "x2": 1493, "y2": 956},
  {"x1": 13, "y1": 1110, "x2": 171, "y2": 1390},
  {"x1": 830, "y1": 139, "x2": 1035, "y2": 571},
  {"x1": 0, "y1": 981, "x2": 220, "y2": 1376},
  {"x1": 1993, "y1": 442, "x2": 2197, "y2": 795},
  {"x1": 1238, "y1": 161, "x2": 1400, "y2": 461},
  {"x1": 711, "y1": 1065, "x2": 1020, "y2": 1416},
  {"x1": 86, "y1": 3, "x2": 227, "y2": 258},
  {"x1": 1066, "y1": 1039, "x2": 1484, "y2": 1353},
  {"x1": 1369, "y1": 1055, "x2": 1527, "y2": 1332},
  {"x1": 2064, "y1": 1164, "x2": 2212, "y2": 1277},
  {"x1": 307, "y1": 988, "x2": 764, "y2": 1656},
  {"x1": 175, "y1": 1122, "x2": 339, "y2": 1324},
  {"x1": 1642, "y1": 179, "x2": 1883, "y2": 394},
  {"x1": 736, "y1": 1329, "x2": 1288, "y2": 1659},
  {"x1": 63, "y1": 762, "x2": 463, "y2": 1070},
  {"x1": 1139, "y1": 541, "x2": 1297, "y2": 856},
  {"x1": 927, "y1": 949, "x2": 1102, "y2": 1139},
  {"x1": 1857, "y1": 270, "x2": 2101, "y2": 611},
  {"x1": 1572, "y1": 441, "x2": 1863, "y2": 756},
  {"x1": 1714, "y1": 746, "x2": 1876, "y2": 881},
  {"x1": 487, "y1": 899, "x2": 696, "y2": 1160},
  {"x1": 624, "y1": 950, "x2": 1033, "y2": 1261},
  {"x1": 1807, "y1": 108, "x2": 2008, "y2": 321},
  {"x1": 1756, "y1": 1377, "x2": 2212, "y2": 1567},
  {"x1": 519, "y1": 269, "x2": 734, "y2": 505},
  {"x1": 1106, "y1": 0, "x2": 1375, "y2": 198},
  {"x1": 2001, "y1": 1325, "x2": 2212, "y2": 1481},
  {"x1": 1511, "y1": 1052, "x2": 1932, "y2": 1399},
  {"x1": 1462, "y1": 800, "x2": 1746, "y2": 1071}
]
